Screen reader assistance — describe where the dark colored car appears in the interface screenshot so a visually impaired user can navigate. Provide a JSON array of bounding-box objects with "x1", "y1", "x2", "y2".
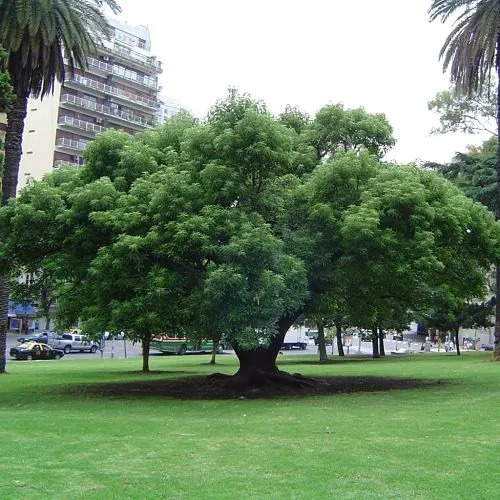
[
  {"x1": 10, "y1": 342, "x2": 65, "y2": 361},
  {"x1": 16, "y1": 331, "x2": 52, "y2": 344},
  {"x1": 481, "y1": 343, "x2": 494, "y2": 351}
]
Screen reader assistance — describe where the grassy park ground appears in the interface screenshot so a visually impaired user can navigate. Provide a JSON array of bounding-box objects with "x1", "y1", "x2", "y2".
[{"x1": 0, "y1": 352, "x2": 498, "y2": 499}]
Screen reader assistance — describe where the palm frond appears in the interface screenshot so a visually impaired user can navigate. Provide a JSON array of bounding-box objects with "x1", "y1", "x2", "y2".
[
  {"x1": 429, "y1": 0, "x2": 478, "y2": 21},
  {"x1": 429, "y1": 0, "x2": 499, "y2": 95},
  {"x1": 0, "y1": 0, "x2": 116, "y2": 98}
]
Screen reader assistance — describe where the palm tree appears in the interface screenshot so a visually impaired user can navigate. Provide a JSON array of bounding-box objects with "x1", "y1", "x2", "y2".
[
  {"x1": 0, "y1": 0, "x2": 121, "y2": 373},
  {"x1": 429, "y1": 0, "x2": 500, "y2": 360}
]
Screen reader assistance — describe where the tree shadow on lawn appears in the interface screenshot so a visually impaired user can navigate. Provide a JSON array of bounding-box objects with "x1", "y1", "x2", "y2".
[
  {"x1": 276, "y1": 353, "x2": 443, "y2": 367},
  {"x1": 63, "y1": 374, "x2": 448, "y2": 400}
]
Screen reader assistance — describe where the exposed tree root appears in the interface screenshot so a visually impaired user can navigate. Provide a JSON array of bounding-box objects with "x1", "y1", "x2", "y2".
[
  {"x1": 491, "y1": 348, "x2": 500, "y2": 362},
  {"x1": 207, "y1": 369, "x2": 317, "y2": 390}
]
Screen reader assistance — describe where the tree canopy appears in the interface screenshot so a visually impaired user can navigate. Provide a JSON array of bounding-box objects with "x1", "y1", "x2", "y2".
[
  {"x1": 1, "y1": 97, "x2": 498, "y2": 381},
  {"x1": 429, "y1": 0, "x2": 500, "y2": 359}
]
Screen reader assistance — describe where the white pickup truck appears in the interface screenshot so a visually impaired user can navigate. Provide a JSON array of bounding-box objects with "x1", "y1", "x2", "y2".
[{"x1": 49, "y1": 333, "x2": 99, "y2": 354}]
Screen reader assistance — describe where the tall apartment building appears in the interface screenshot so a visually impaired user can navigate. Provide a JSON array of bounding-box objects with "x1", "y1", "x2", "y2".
[
  {"x1": 18, "y1": 18, "x2": 163, "y2": 185},
  {"x1": 158, "y1": 95, "x2": 182, "y2": 123}
]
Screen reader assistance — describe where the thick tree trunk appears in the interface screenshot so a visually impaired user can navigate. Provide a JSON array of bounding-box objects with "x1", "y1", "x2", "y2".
[
  {"x1": 141, "y1": 332, "x2": 151, "y2": 372},
  {"x1": 371, "y1": 325, "x2": 380, "y2": 358},
  {"x1": 455, "y1": 327, "x2": 461, "y2": 356},
  {"x1": 232, "y1": 315, "x2": 312, "y2": 386},
  {"x1": 0, "y1": 93, "x2": 28, "y2": 374},
  {"x1": 336, "y1": 324, "x2": 344, "y2": 356},
  {"x1": 317, "y1": 321, "x2": 328, "y2": 363},
  {"x1": 234, "y1": 345, "x2": 281, "y2": 384},
  {"x1": 378, "y1": 326, "x2": 385, "y2": 357},
  {"x1": 494, "y1": 32, "x2": 500, "y2": 361}
]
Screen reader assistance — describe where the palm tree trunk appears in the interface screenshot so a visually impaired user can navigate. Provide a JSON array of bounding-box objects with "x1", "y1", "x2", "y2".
[
  {"x1": 0, "y1": 276, "x2": 8, "y2": 373},
  {"x1": 0, "y1": 93, "x2": 28, "y2": 373},
  {"x1": 2, "y1": 93, "x2": 28, "y2": 202},
  {"x1": 493, "y1": 30, "x2": 500, "y2": 361}
]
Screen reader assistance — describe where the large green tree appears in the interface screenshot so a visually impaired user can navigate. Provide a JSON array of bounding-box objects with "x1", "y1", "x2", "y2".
[
  {"x1": 0, "y1": 0, "x2": 121, "y2": 373},
  {"x1": 429, "y1": 0, "x2": 500, "y2": 359},
  {"x1": 1, "y1": 98, "x2": 498, "y2": 385}
]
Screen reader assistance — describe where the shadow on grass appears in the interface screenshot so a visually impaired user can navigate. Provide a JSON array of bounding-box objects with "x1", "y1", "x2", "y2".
[
  {"x1": 62, "y1": 374, "x2": 448, "y2": 400},
  {"x1": 275, "y1": 352, "x2": 470, "y2": 367}
]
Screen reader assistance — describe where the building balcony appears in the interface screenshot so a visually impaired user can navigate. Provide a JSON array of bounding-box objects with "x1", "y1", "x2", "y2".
[
  {"x1": 65, "y1": 74, "x2": 159, "y2": 110},
  {"x1": 53, "y1": 159, "x2": 82, "y2": 169},
  {"x1": 86, "y1": 57, "x2": 158, "y2": 91},
  {"x1": 58, "y1": 115, "x2": 106, "y2": 137},
  {"x1": 55, "y1": 137, "x2": 88, "y2": 153},
  {"x1": 111, "y1": 64, "x2": 158, "y2": 91},
  {"x1": 59, "y1": 94, "x2": 154, "y2": 131},
  {"x1": 85, "y1": 56, "x2": 114, "y2": 75},
  {"x1": 108, "y1": 42, "x2": 162, "y2": 73}
]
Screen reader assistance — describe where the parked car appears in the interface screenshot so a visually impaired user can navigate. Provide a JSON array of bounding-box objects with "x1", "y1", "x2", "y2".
[
  {"x1": 50, "y1": 333, "x2": 99, "y2": 354},
  {"x1": 16, "y1": 331, "x2": 54, "y2": 344},
  {"x1": 481, "y1": 343, "x2": 494, "y2": 351},
  {"x1": 10, "y1": 342, "x2": 65, "y2": 360}
]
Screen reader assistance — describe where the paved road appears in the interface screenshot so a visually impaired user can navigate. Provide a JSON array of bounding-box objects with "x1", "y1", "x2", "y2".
[
  {"x1": 6, "y1": 334, "x2": 464, "y2": 363},
  {"x1": 5, "y1": 333, "x2": 142, "y2": 362}
]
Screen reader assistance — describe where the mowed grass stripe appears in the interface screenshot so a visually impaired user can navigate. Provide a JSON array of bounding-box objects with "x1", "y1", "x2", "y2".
[{"x1": 0, "y1": 352, "x2": 498, "y2": 499}]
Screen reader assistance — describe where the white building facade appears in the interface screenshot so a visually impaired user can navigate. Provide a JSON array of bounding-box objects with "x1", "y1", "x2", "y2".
[{"x1": 18, "y1": 18, "x2": 164, "y2": 186}]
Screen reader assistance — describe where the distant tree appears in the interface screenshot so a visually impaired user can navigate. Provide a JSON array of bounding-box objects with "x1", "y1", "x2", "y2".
[
  {"x1": 428, "y1": 84, "x2": 496, "y2": 135},
  {"x1": 420, "y1": 296, "x2": 494, "y2": 355},
  {"x1": 305, "y1": 104, "x2": 395, "y2": 159},
  {"x1": 337, "y1": 164, "x2": 498, "y2": 357},
  {"x1": 428, "y1": 137, "x2": 497, "y2": 213},
  {"x1": 278, "y1": 105, "x2": 311, "y2": 134},
  {"x1": 429, "y1": 0, "x2": 500, "y2": 360}
]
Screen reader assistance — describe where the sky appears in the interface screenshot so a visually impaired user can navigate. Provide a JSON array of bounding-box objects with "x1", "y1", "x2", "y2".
[{"x1": 110, "y1": 0, "x2": 492, "y2": 164}]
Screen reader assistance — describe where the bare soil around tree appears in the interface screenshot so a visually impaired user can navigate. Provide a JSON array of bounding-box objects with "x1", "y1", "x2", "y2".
[{"x1": 69, "y1": 373, "x2": 445, "y2": 400}]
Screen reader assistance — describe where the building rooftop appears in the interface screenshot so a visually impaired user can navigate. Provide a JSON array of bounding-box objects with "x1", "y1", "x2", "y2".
[{"x1": 107, "y1": 17, "x2": 151, "y2": 51}]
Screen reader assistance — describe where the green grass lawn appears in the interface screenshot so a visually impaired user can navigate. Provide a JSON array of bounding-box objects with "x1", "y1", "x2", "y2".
[{"x1": 0, "y1": 352, "x2": 498, "y2": 499}]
